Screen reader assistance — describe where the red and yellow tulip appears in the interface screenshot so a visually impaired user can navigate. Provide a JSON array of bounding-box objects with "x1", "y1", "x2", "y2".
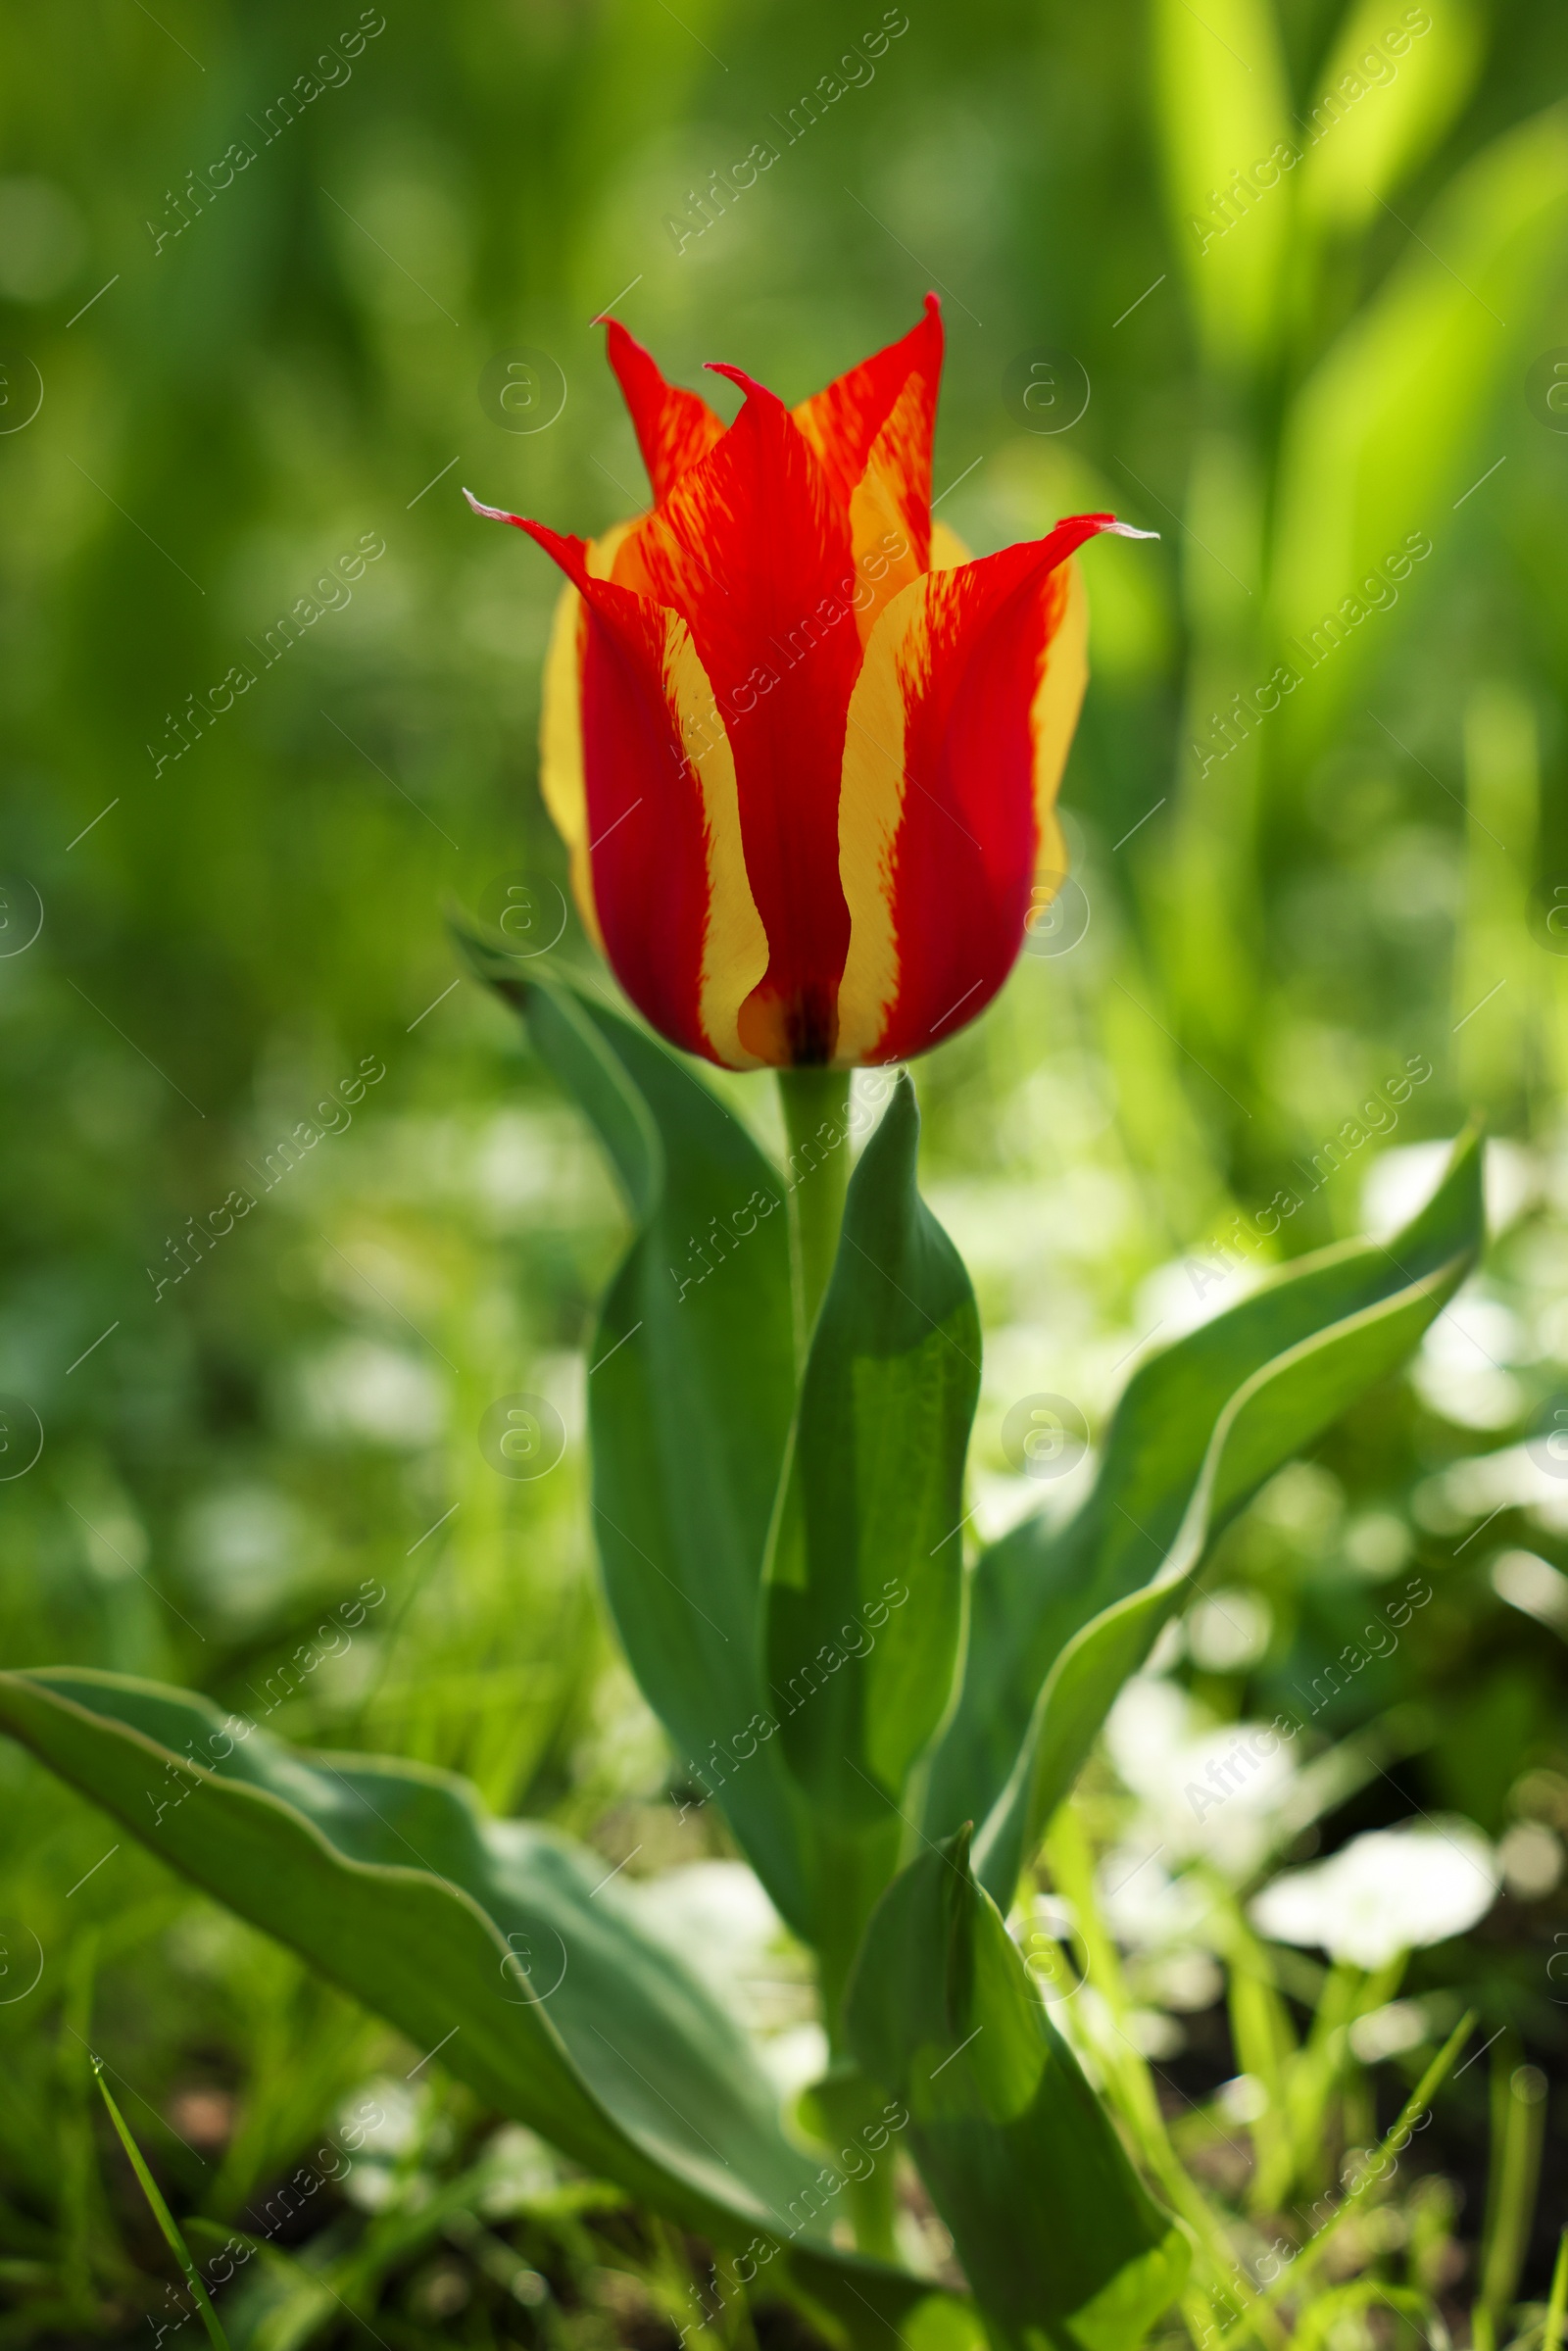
[{"x1": 468, "y1": 298, "x2": 1142, "y2": 1068}]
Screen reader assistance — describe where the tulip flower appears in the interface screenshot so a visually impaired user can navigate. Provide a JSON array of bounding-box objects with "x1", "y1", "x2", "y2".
[{"x1": 467, "y1": 297, "x2": 1146, "y2": 1070}]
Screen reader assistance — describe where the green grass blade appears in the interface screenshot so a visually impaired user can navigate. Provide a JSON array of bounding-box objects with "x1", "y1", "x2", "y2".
[
  {"x1": 92, "y1": 2060, "x2": 231, "y2": 2351},
  {"x1": 1216, "y1": 2010, "x2": 1477, "y2": 2349}
]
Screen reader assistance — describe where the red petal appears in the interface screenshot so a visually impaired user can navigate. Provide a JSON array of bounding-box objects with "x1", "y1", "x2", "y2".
[
  {"x1": 601, "y1": 318, "x2": 725, "y2": 505},
  {"x1": 792, "y1": 294, "x2": 943, "y2": 576},
  {"x1": 836, "y1": 515, "x2": 1118, "y2": 1064},
  {"x1": 614, "y1": 375, "x2": 863, "y2": 1063},
  {"x1": 466, "y1": 497, "x2": 729, "y2": 1062}
]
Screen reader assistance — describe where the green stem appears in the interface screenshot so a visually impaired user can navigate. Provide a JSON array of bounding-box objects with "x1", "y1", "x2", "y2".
[
  {"x1": 1479, "y1": 2051, "x2": 1548, "y2": 2334},
  {"x1": 777, "y1": 1067, "x2": 853, "y2": 1348}
]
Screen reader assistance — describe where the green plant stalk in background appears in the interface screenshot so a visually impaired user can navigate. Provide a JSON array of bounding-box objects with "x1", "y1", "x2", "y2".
[
  {"x1": 1475, "y1": 2048, "x2": 1550, "y2": 2350},
  {"x1": 1544, "y1": 2229, "x2": 1568, "y2": 2351}
]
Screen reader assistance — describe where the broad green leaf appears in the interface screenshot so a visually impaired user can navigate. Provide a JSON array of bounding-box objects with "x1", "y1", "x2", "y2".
[
  {"x1": 1269, "y1": 102, "x2": 1568, "y2": 747},
  {"x1": 767, "y1": 1073, "x2": 980, "y2": 1833},
  {"x1": 459, "y1": 936, "x2": 812, "y2": 1936},
  {"x1": 1295, "y1": 0, "x2": 1483, "y2": 238},
  {"x1": 0, "y1": 1671, "x2": 936, "y2": 2338},
  {"x1": 926, "y1": 1129, "x2": 1483, "y2": 1886},
  {"x1": 970, "y1": 1155, "x2": 1482, "y2": 1900},
  {"x1": 847, "y1": 1829, "x2": 1189, "y2": 2351},
  {"x1": 1152, "y1": 0, "x2": 1294, "y2": 371}
]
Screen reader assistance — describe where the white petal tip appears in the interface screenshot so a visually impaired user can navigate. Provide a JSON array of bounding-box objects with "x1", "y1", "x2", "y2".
[
  {"x1": 464, "y1": 487, "x2": 511, "y2": 521},
  {"x1": 1105, "y1": 522, "x2": 1160, "y2": 540}
]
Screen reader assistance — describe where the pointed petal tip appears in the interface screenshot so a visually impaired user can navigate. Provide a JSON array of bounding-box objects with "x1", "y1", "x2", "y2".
[
  {"x1": 464, "y1": 487, "x2": 513, "y2": 522},
  {"x1": 703, "y1": 360, "x2": 779, "y2": 405}
]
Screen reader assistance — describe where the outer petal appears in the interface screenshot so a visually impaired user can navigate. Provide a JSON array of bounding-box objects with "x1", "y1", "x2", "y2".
[
  {"x1": 468, "y1": 495, "x2": 768, "y2": 1069},
  {"x1": 600, "y1": 318, "x2": 725, "y2": 505},
  {"x1": 793, "y1": 294, "x2": 943, "y2": 637},
  {"x1": 538, "y1": 522, "x2": 637, "y2": 955},
  {"x1": 834, "y1": 515, "x2": 1142, "y2": 1066},
  {"x1": 612, "y1": 375, "x2": 863, "y2": 1065}
]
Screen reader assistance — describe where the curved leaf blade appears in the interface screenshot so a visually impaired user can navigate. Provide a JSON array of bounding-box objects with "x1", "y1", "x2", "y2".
[
  {"x1": 847, "y1": 1830, "x2": 1188, "y2": 2351},
  {"x1": 972, "y1": 1177, "x2": 1481, "y2": 1899},
  {"x1": 927, "y1": 1129, "x2": 1484, "y2": 1870},
  {"x1": 462, "y1": 942, "x2": 812, "y2": 1935},
  {"x1": 0, "y1": 1670, "x2": 955, "y2": 2341},
  {"x1": 0, "y1": 1671, "x2": 818, "y2": 2229}
]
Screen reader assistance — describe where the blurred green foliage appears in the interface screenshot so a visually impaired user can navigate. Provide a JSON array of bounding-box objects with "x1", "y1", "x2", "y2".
[{"x1": 3, "y1": 0, "x2": 1568, "y2": 2340}]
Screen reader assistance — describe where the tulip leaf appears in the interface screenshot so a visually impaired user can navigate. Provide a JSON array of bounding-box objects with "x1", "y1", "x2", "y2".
[
  {"x1": 847, "y1": 1829, "x2": 1189, "y2": 2351},
  {"x1": 458, "y1": 935, "x2": 813, "y2": 1936},
  {"x1": 767, "y1": 1072, "x2": 980, "y2": 1833},
  {"x1": 927, "y1": 1129, "x2": 1483, "y2": 1900},
  {"x1": 0, "y1": 1669, "x2": 939, "y2": 2341}
]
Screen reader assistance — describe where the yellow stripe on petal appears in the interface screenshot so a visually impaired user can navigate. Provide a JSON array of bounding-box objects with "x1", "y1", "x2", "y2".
[
  {"x1": 833, "y1": 579, "x2": 923, "y2": 1066},
  {"x1": 539, "y1": 579, "x2": 601, "y2": 952},
  {"x1": 928, "y1": 518, "x2": 970, "y2": 570},
  {"x1": 1026, "y1": 557, "x2": 1088, "y2": 880},
  {"x1": 537, "y1": 521, "x2": 639, "y2": 955},
  {"x1": 659, "y1": 617, "x2": 771, "y2": 1070},
  {"x1": 833, "y1": 535, "x2": 1094, "y2": 1067}
]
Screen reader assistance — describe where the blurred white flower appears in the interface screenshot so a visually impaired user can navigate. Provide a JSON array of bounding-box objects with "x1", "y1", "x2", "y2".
[
  {"x1": 1415, "y1": 1447, "x2": 1568, "y2": 1539},
  {"x1": 477, "y1": 2123, "x2": 564, "y2": 2217},
  {"x1": 179, "y1": 1482, "x2": 320, "y2": 1623},
  {"x1": 1096, "y1": 1844, "x2": 1212, "y2": 1950},
  {"x1": 295, "y1": 1337, "x2": 446, "y2": 1447},
  {"x1": 1343, "y1": 1511, "x2": 1412, "y2": 1578},
  {"x1": 1215, "y1": 2074, "x2": 1269, "y2": 2124},
  {"x1": 1103, "y1": 1676, "x2": 1300, "y2": 1882},
  {"x1": 1348, "y1": 1998, "x2": 1431, "y2": 2063},
  {"x1": 1412, "y1": 1289, "x2": 1527, "y2": 1432},
  {"x1": 1187, "y1": 1588, "x2": 1272, "y2": 1672},
  {"x1": 1491, "y1": 1549, "x2": 1568, "y2": 1633},
  {"x1": 1250, "y1": 1822, "x2": 1497, "y2": 1968},
  {"x1": 1497, "y1": 1820, "x2": 1564, "y2": 1899}
]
